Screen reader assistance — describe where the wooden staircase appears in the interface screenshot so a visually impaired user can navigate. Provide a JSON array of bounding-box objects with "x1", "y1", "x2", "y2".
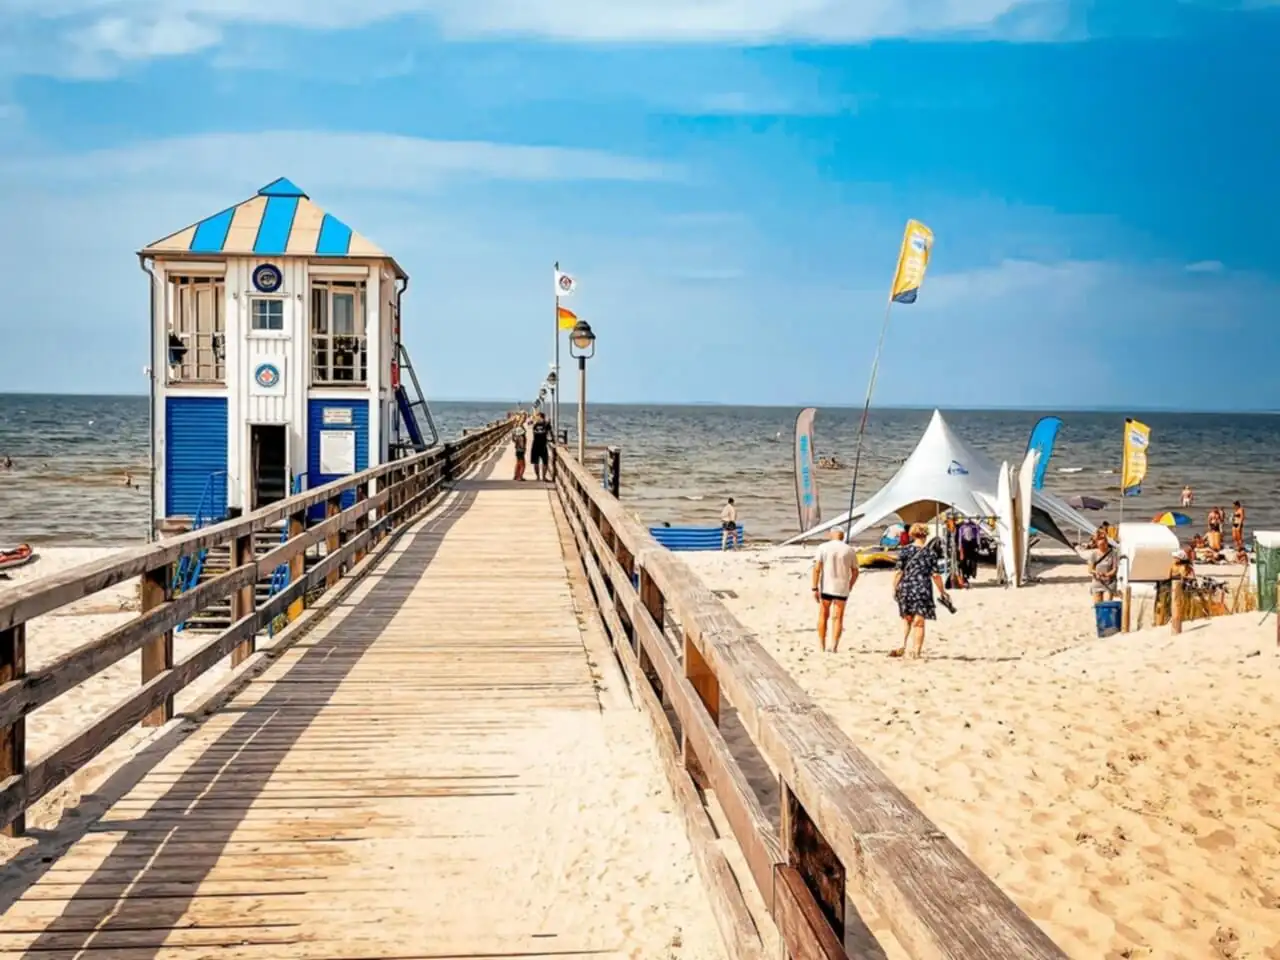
[{"x1": 182, "y1": 527, "x2": 316, "y2": 633}]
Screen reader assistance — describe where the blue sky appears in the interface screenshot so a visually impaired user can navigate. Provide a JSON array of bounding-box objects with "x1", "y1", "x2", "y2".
[{"x1": 1, "y1": 1, "x2": 1277, "y2": 410}]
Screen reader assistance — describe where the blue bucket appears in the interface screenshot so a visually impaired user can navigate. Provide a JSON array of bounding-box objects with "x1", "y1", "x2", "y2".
[{"x1": 1094, "y1": 600, "x2": 1123, "y2": 638}]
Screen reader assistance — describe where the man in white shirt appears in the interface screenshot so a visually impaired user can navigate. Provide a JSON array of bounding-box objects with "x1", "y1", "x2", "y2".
[
  {"x1": 720, "y1": 498, "x2": 739, "y2": 550},
  {"x1": 810, "y1": 529, "x2": 858, "y2": 652}
]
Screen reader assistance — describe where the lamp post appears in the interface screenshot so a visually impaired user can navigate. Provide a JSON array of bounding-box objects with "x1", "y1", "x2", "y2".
[
  {"x1": 545, "y1": 369, "x2": 558, "y2": 441},
  {"x1": 568, "y1": 319, "x2": 596, "y2": 463}
]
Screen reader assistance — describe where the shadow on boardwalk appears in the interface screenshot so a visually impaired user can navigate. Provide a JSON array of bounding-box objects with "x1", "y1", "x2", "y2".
[{"x1": 2, "y1": 448, "x2": 502, "y2": 958}]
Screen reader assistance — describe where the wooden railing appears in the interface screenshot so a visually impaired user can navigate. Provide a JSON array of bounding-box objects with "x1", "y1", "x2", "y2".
[
  {"x1": 553, "y1": 447, "x2": 1067, "y2": 960},
  {"x1": 0, "y1": 418, "x2": 511, "y2": 836}
]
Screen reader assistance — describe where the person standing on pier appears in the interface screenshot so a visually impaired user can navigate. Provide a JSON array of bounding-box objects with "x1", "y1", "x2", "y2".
[
  {"x1": 529, "y1": 412, "x2": 551, "y2": 481},
  {"x1": 811, "y1": 529, "x2": 858, "y2": 653},
  {"x1": 512, "y1": 419, "x2": 527, "y2": 481}
]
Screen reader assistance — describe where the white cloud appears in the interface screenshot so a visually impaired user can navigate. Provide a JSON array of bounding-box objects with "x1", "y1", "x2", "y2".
[
  {"x1": 1185, "y1": 259, "x2": 1225, "y2": 273},
  {"x1": 70, "y1": 13, "x2": 220, "y2": 60},
  {"x1": 0, "y1": 130, "x2": 677, "y2": 192},
  {"x1": 0, "y1": 0, "x2": 1071, "y2": 78}
]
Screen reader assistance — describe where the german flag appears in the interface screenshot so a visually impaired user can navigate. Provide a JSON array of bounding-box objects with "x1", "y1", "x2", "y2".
[{"x1": 557, "y1": 306, "x2": 578, "y2": 330}]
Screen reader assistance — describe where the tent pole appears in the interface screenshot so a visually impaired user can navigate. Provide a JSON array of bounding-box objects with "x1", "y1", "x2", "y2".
[{"x1": 843, "y1": 297, "x2": 895, "y2": 538}]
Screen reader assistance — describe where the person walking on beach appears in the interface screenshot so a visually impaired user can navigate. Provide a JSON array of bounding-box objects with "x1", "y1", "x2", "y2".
[
  {"x1": 956, "y1": 517, "x2": 981, "y2": 585},
  {"x1": 1232, "y1": 500, "x2": 1246, "y2": 552},
  {"x1": 891, "y1": 523, "x2": 950, "y2": 660},
  {"x1": 512, "y1": 420, "x2": 527, "y2": 481},
  {"x1": 811, "y1": 529, "x2": 858, "y2": 653},
  {"x1": 1181, "y1": 485, "x2": 1194, "y2": 507},
  {"x1": 1087, "y1": 530, "x2": 1119, "y2": 602},
  {"x1": 529, "y1": 412, "x2": 550, "y2": 481},
  {"x1": 720, "y1": 498, "x2": 739, "y2": 550}
]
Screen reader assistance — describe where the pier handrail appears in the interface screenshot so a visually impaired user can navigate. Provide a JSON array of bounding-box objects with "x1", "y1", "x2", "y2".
[
  {"x1": 553, "y1": 446, "x2": 1067, "y2": 960},
  {"x1": 0, "y1": 417, "x2": 512, "y2": 836}
]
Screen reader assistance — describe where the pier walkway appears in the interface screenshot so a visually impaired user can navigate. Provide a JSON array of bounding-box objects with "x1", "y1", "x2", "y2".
[
  {"x1": 0, "y1": 443, "x2": 720, "y2": 959},
  {"x1": 0, "y1": 419, "x2": 1068, "y2": 960}
]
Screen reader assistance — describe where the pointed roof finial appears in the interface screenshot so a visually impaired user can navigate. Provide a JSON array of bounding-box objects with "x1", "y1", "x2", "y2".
[{"x1": 257, "y1": 177, "x2": 308, "y2": 198}]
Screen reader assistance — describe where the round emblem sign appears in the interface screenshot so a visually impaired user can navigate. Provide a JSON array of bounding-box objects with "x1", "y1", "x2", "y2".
[
  {"x1": 252, "y1": 263, "x2": 283, "y2": 293},
  {"x1": 254, "y1": 363, "x2": 281, "y2": 389},
  {"x1": 557, "y1": 274, "x2": 573, "y2": 293}
]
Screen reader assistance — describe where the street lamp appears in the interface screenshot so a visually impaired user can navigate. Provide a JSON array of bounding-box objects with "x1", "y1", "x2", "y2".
[
  {"x1": 545, "y1": 363, "x2": 555, "y2": 440},
  {"x1": 568, "y1": 319, "x2": 596, "y2": 463},
  {"x1": 545, "y1": 370, "x2": 558, "y2": 440}
]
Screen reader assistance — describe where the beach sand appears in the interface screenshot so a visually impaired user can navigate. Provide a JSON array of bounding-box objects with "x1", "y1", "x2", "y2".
[{"x1": 683, "y1": 545, "x2": 1279, "y2": 960}]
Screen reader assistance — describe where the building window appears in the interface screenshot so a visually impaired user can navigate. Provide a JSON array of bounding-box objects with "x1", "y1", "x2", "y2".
[
  {"x1": 167, "y1": 276, "x2": 225, "y2": 383},
  {"x1": 250, "y1": 298, "x2": 285, "y2": 332},
  {"x1": 311, "y1": 280, "x2": 367, "y2": 384}
]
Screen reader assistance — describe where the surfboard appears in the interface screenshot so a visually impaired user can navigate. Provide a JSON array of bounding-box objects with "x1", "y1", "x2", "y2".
[
  {"x1": 996, "y1": 462, "x2": 1018, "y2": 587},
  {"x1": 1017, "y1": 449, "x2": 1039, "y2": 585}
]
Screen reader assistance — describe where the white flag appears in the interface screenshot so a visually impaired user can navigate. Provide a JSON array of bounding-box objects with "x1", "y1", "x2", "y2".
[{"x1": 554, "y1": 269, "x2": 576, "y2": 298}]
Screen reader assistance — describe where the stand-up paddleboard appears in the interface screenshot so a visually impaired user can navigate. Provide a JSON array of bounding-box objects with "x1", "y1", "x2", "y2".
[
  {"x1": 996, "y1": 462, "x2": 1018, "y2": 587},
  {"x1": 1017, "y1": 449, "x2": 1039, "y2": 585}
]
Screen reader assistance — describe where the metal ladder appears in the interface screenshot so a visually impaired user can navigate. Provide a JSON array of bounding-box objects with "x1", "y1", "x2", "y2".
[{"x1": 392, "y1": 342, "x2": 440, "y2": 455}]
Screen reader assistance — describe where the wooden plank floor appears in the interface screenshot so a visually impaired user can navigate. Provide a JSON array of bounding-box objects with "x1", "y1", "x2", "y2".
[{"x1": 0, "y1": 451, "x2": 717, "y2": 959}]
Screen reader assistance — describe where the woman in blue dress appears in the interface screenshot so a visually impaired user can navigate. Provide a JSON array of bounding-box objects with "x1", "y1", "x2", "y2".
[{"x1": 892, "y1": 523, "x2": 951, "y2": 659}]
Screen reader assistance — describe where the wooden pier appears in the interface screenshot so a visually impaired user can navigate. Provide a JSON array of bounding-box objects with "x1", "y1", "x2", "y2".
[{"x1": 0, "y1": 418, "x2": 1068, "y2": 959}]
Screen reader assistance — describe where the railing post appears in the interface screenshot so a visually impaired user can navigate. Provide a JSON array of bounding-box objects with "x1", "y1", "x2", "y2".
[
  {"x1": 287, "y1": 509, "x2": 306, "y2": 622},
  {"x1": 0, "y1": 623, "x2": 27, "y2": 837},
  {"x1": 636, "y1": 567, "x2": 665, "y2": 698},
  {"x1": 354, "y1": 481, "x2": 370, "y2": 563},
  {"x1": 385, "y1": 466, "x2": 401, "y2": 532},
  {"x1": 781, "y1": 785, "x2": 847, "y2": 951},
  {"x1": 608, "y1": 447, "x2": 621, "y2": 499},
  {"x1": 140, "y1": 563, "x2": 174, "y2": 727},
  {"x1": 325, "y1": 494, "x2": 342, "y2": 589},
  {"x1": 443, "y1": 443, "x2": 455, "y2": 483},
  {"x1": 682, "y1": 630, "x2": 719, "y2": 789},
  {"x1": 230, "y1": 533, "x2": 255, "y2": 667}
]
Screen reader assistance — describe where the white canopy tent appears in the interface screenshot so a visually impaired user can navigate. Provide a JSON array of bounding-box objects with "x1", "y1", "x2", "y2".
[{"x1": 783, "y1": 410, "x2": 1096, "y2": 546}]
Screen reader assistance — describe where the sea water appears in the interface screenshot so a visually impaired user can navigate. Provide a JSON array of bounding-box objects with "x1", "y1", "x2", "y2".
[{"x1": 0, "y1": 395, "x2": 1276, "y2": 546}]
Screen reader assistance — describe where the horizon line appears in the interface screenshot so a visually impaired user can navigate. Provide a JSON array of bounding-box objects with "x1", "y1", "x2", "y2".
[{"x1": 0, "y1": 391, "x2": 1275, "y2": 416}]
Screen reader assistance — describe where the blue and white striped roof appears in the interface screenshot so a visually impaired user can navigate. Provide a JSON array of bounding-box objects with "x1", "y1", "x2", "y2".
[{"x1": 141, "y1": 178, "x2": 404, "y2": 275}]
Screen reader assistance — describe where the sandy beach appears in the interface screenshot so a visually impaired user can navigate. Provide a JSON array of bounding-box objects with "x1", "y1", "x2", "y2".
[{"x1": 684, "y1": 545, "x2": 1279, "y2": 960}]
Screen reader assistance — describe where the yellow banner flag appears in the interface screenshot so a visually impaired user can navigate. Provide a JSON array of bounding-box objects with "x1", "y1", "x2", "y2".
[
  {"x1": 1121, "y1": 418, "x2": 1150, "y2": 496},
  {"x1": 890, "y1": 219, "x2": 934, "y2": 304},
  {"x1": 557, "y1": 306, "x2": 578, "y2": 330}
]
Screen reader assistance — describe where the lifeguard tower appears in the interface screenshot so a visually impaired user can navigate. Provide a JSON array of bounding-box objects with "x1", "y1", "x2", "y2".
[{"x1": 139, "y1": 177, "x2": 437, "y2": 538}]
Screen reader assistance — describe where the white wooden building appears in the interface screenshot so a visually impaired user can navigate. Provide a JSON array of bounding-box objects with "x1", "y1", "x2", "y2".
[{"x1": 139, "y1": 178, "x2": 431, "y2": 534}]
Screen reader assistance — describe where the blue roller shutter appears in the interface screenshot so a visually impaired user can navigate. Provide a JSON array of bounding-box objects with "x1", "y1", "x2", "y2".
[{"x1": 165, "y1": 396, "x2": 229, "y2": 518}]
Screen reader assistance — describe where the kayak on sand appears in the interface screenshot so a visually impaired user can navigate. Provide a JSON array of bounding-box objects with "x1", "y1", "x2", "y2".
[{"x1": 0, "y1": 543, "x2": 34, "y2": 571}]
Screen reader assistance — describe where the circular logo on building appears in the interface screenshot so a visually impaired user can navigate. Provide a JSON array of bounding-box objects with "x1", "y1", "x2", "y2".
[
  {"x1": 252, "y1": 263, "x2": 283, "y2": 293},
  {"x1": 254, "y1": 363, "x2": 281, "y2": 389}
]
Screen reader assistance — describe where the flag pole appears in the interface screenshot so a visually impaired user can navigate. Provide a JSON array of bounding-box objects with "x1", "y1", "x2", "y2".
[
  {"x1": 843, "y1": 294, "x2": 896, "y2": 538},
  {"x1": 1118, "y1": 420, "x2": 1126, "y2": 529},
  {"x1": 554, "y1": 261, "x2": 561, "y2": 441}
]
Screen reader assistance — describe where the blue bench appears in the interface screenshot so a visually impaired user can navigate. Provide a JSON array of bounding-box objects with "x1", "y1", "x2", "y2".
[{"x1": 650, "y1": 525, "x2": 744, "y2": 552}]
